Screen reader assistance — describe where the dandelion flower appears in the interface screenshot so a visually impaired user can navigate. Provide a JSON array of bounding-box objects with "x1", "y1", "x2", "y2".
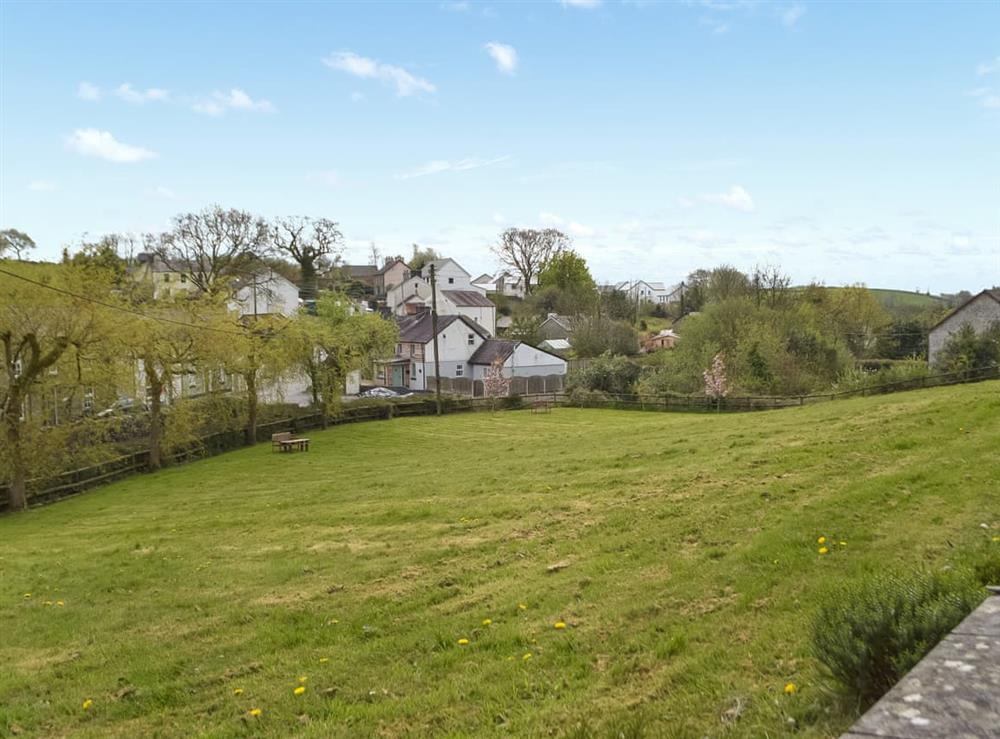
[
  {"x1": 518, "y1": 603, "x2": 527, "y2": 610},
  {"x1": 817, "y1": 536, "x2": 826, "y2": 545},
  {"x1": 44, "y1": 601, "x2": 53, "y2": 607},
  {"x1": 839, "y1": 541, "x2": 847, "y2": 547},
  {"x1": 294, "y1": 686, "x2": 306, "y2": 696},
  {"x1": 482, "y1": 618, "x2": 492, "y2": 626},
  {"x1": 522, "y1": 653, "x2": 532, "y2": 661},
  {"x1": 82, "y1": 699, "x2": 93, "y2": 710},
  {"x1": 993, "y1": 536, "x2": 999, "y2": 543},
  {"x1": 554, "y1": 621, "x2": 566, "y2": 630},
  {"x1": 298, "y1": 676, "x2": 308, "y2": 684},
  {"x1": 249, "y1": 708, "x2": 262, "y2": 717},
  {"x1": 319, "y1": 657, "x2": 329, "y2": 663},
  {"x1": 56, "y1": 601, "x2": 65, "y2": 607},
  {"x1": 818, "y1": 547, "x2": 829, "y2": 555},
  {"x1": 457, "y1": 638, "x2": 470, "y2": 646},
  {"x1": 23, "y1": 593, "x2": 31, "y2": 599},
  {"x1": 233, "y1": 688, "x2": 244, "y2": 696},
  {"x1": 784, "y1": 682, "x2": 797, "y2": 695}
]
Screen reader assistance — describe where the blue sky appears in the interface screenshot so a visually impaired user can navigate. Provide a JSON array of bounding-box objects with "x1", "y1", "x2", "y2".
[{"x1": 1, "y1": 0, "x2": 998, "y2": 292}]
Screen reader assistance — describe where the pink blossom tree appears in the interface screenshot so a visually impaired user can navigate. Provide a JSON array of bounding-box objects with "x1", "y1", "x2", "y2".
[
  {"x1": 703, "y1": 352, "x2": 728, "y2": 410},
  {"x1": 483, "y1": 355, "x2": 511, "y2": 410}
]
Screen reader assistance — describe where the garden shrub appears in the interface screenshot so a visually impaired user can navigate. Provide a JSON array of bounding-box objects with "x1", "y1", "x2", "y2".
[
  {"x1": 811, "y1": 569, "x2": 983, "y2": 705},
  {"x1": 567, "y1": 387, "x2": 611, "y2": 408},
  {"x1": 961, "y1": 541, "x2": 1000, "y2": 587}
]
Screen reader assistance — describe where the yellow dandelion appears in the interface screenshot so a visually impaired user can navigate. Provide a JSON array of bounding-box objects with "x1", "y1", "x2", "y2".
[
  {"x1": 319, "y1": 657, "x2": 329, "y2": 663},
  {"x1": 457, "y1": 638, "x2": 470, "y2": 646},
  {"x1": 23, "y1": 593, "x2": 31, "y2": 599},
  {"x1": 522, "y1": 652, "x2": 532, "y2": 661},
  {"x1": 298, "y1": 676, "x2": 308, "y2": 684},
  {"x1": 554, "y1": 621, "x2": 567, "y2": 630},
  {"x1": 818, "y1": 547, "x2": 829, "y2": 555},
  {"x1": 82, "y1": 699, "x2": 93, "y2": 710},
  {"x1": 784, "y1": 682, "x2": 797, "y2": 695},
  {"x1": 44, "y1": 601, "x2": 53, "y2": 607},
  {"x1": 482, "y1": 618, "x2": 492, "y2": 626},
  {"x1": 993, "y1": 536, "x2": 1000, "y2": 543},
  {"x1": 839, "y1": 541, "x2": 847, "y2": 547},
  {"x1": 233, "y1": 688, "x2": 244, "y2": 696},
  {"x1": 293, "y1": 686, "x2": 306, "y2": 696},
  {"x1": 817, "y1": 536, "x2": 826, "y2": 545},
  {"x1": 56, "y1": 601, "x2": 65, "y2": 607},
  {"x1": 249, "y1": 708, "x2": 262, "y2": 717},
  {"x1": 518, "y1": 603, "x2": 527, "y2": 610}
]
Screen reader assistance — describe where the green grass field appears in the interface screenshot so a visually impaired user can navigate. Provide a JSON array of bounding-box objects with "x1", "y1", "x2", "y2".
[{"x1": 3, "y1": 383, "x2": 999, "y2": 738}]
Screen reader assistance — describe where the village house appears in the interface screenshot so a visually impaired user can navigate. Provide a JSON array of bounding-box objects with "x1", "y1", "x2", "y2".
[
  {"x1": 928, "y1": 289, "x2": 1000, "y2": 366},
  {"x1": 372, "y1": 258, "x2": 410, "y2": 298},
  {"x1": 472, "y1": 270, "x2": 532, "y2": 299},
  {"x1": 539, "y1": 314, "x2": 574, "y2": 341},
  {"x1": 642, "y1": 329, "x2": 680, "y2": 353},
  {"x1": 380, "y1": 309, "x2": 566, "y2": 391},
  {"x1": 386, "y1": 258, "x2": 497, "y2": 334},
  {"x1": 614, "y1": 279, "x2": 684, "y2": 305}
]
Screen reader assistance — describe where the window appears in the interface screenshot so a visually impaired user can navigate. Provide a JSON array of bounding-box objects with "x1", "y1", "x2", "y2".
[
  {"x1": 448, "y1": 277, "x2": 454, "y2": 284},
  {"x1": 162, "y1": 274, "x2": 170, "y2": 283},
  {"x1": 468, "y1": 333, "x2": 475, "y2": 345},
  {"x1": 455, "y1": 365, "x2": 464, "y2": 377},
  {"x1": 180, "y1": 274, "x2": 188, "y2": 283},
  {"x1": 410, "y1": 345, "x2": 417, "y2": 356},
  {"x1": 396, "y1": 343, "x2": 402, "y2": 354}
]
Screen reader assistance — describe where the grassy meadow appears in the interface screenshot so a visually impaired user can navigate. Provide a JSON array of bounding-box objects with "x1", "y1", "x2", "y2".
[{"x1": 2, "y1": 382, "x2": 999, "y2": 738}]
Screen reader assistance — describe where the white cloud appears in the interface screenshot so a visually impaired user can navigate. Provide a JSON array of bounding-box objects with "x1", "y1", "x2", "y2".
[
  {"x1": 569, "y1": 222, "x2": 595, "y2": 236},
  {"x1": 154, "y1": 186, "x2": 176, "y2": 199},
  {"x1": 539, "y1": 211, "x2": 564, "y2": 226},
  {"x1": 781, "y1": 4, "x2": 805, "y2": 27},
  {"x1": 485, "y1": 42, "x2": 518, "y2": 74},
  {"x1": 677, "y1": 196, "x2": 696, "y2": 209},
  {"x1": 77, "y1": 81, "x2": 101, "y2": 101},
  {"x1": 66, "y1": 128, "x2": 157, "y2": 163},
  {"x1": 27, "y1": 180, "x2": 56, "y2": 192},
  {"x1": 193, "y1": 88, "x2": 274, "y2": 115},
  {"x1": 492, "y1": 212, "x2": 506, "y2": 224},
  {"x1": 977, "y1": 56, "x2": 1000, "y2": 76},
  {"x1": 395, "y1": 155, "x2": 509, "y2": 180},
  {"x1": 323, "y1": 51, "x2": 436, "y2": 97},
  {"x1": 702, "y1": 185, "x2": 755, "y2": 212},
  {"x1": 968, "y1": 87, "x2": 1000, "y2": 109},
  {"x1": 115, "y1": 83, "x2": 170, "y2": 104},
  {"x1": 561, "y1": 0, "x2": 601, "y2": 7}
]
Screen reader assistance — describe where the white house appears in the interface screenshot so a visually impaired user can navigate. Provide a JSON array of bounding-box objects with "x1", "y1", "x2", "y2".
[
  {"x1": 616, "y1": 279, "x2": 676, "y2": 304},
  {"x1": 472, "y1": 270, "x2": 530, "y2": 299},
  {"x1": 928, "y1": 290, "x2": 1000, "y2": 366},
  {"x1": 230, "y1": 270, "x2": 300, "y2": 317},
  {"x1": 381, "y1": 311, "x2": 566, "y2": 391},
  {"x1": 469, "y1": 340, "x2": 567, "y2": 379},
  {"x1": 387, "y1": 258, "x2": 497, "y2": 334}
]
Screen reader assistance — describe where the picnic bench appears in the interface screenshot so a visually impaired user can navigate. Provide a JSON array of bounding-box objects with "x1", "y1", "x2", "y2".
[
  {"x1": 271, "y1": 431, "x2": 311, "y2": 453},
  {"x1": 530, "y1": 399, "x2": 553, "y2": 414}
]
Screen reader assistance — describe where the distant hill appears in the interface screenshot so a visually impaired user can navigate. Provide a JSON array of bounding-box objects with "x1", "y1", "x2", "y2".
[{"x1": 799, "y1": 285, "x2": 950, "y2": 320}]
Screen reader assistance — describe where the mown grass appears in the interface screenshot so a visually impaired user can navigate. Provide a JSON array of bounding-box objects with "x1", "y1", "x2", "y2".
[{"x1": 2, "y1": 382, "x2": 999, "y2": 738}]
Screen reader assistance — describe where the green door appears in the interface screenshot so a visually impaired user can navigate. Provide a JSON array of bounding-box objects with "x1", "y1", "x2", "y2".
[{"x1": 391, "y1": 365, "x2": 403, "y2": 386}]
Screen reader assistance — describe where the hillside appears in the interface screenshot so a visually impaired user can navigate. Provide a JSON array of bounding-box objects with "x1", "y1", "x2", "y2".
[{"x1": 2, "y1": 383, "x2": 999, "y2": 738}]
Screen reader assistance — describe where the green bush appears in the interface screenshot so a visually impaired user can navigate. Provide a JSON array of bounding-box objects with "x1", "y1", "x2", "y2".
[
  {"x1": 811, "y1": 569, "x2": 983, "y2": 705},
  {"x1": 961, "y1": 540, "x2": 1000, "y2": 587},
  {"x1": 834, "y1": 360, "x2": 931, "y2": 393},
  {"x1": 567, "y1": 387, "x2": 611, "y2": 408},
  {"x1": 567, "y1": 352, "x2": 641, "y2": 395}
]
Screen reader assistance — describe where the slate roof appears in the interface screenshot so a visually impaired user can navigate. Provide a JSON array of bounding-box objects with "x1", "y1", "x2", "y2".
[
  {"x1": 375, "y1": 258, "x2": 406, "y2": 276},
  {"x1": 345, "y1": 265, "x2": 377, "y2": 278},
  {"x1": 469, "y1": 339, "x2": 518, "y2": 365},
  {"x1": 396, "y1": 313, "x2": 490, "y2": 344},
  {"x1": 442, "y1": 289, "x2": 494, "y2": 307},
  {"x1": 930, "y1": 289, "x2": 1000, "y2": 331},
  {"x1": 541, "y1": 314, "x2": 573, "y2": 330}
]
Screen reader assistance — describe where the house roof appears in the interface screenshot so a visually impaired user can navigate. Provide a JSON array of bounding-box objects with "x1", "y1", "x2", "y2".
[
  {"x1": 396, "y1": 312, "x2": 490, "y2": 344},
  {"x1": 540, "y1": 338, "x2": 571, "y2": 351},
  {"x1": 375, "y1": 258, "x2": 406, "y2": 276},
  {"x1": 930, "y1": 290, "x2": 1000, "y2": 331},
  {"x1": 421, "y1": 258, "x2": 469, "y2": 278},
  {"x1": 442, "y1": 289, "x2": 494, "y2": 307},
  {"x1": 469, "y1": 339, "x2": 518, "y2": 365},
  {"x1": 541, "y1": 314, "x2": 573, "y2": 330},
  {"x1": 345, "y1": 265, "x2": 377, "y2": 278},
  {"x1": 472, "y1": 273, "x2": 494, "y2": 284}
]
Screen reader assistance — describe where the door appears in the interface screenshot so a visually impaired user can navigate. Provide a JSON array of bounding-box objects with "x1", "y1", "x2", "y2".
[{"x1": 391, "y1": 365, "x2": 403, "y2": 386}]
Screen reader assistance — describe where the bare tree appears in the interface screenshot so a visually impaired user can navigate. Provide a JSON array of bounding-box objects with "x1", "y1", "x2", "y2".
[
  {"x1": 0, "y1": 229, "x2": 36, "y2": 260},
  {"x1": 368, "y1": 241, "x2": 380, "y2": 269},
  {"x1": 750, "y1": 265, "x2": 792, "y2": 307},
  {"x1": 270, "y1": 216, "x2": 344, "y2": 302},
  {"x1": 493, "y1": 228, "x2": 569, "y2": 295},
  {"x1": 150, "y1": 206, "x2": 269, "y2": 295}
]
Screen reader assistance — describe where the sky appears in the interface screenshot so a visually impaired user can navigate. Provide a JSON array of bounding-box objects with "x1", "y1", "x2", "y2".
[{"x1": 1, "y1": 0, "x2": 998, "y2": 293}]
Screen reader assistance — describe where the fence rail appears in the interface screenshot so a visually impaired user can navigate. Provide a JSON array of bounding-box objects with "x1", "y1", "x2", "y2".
[{"x1": 2, "y1": 365, "x2": 997, "y2": 513}]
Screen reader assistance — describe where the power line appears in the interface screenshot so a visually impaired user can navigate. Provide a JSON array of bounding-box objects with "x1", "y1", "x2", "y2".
[{"x1": 0, "y1": 266, "x2": 281, "y2": 337}]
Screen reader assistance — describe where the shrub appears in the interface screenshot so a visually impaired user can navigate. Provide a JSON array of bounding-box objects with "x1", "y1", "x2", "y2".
[
  {"x1": 834, "y1": 360, "x2": 931, "y2": 393},
  {"x1": 960, "y1": 540, "x2": 1000, "y2": 587},
  {"x1": 567, "y1": 387, "x2": 611, "y2": 408},
  {"x1": 500, "y1": 393, "x2": 524, "y2": 410},
  {"x1": 567, "y1": 352, "x2": 641, "y2": 395},
  {"x1": 811, "y1": 569, "x2": 983, "y2": 705}
]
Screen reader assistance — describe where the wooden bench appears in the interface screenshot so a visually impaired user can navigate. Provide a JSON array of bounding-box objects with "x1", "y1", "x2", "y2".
[
  {"x1": 271, "y1": 432, "x2": 310, "y2": 453},
  {"x1": 531, "y1": 399, "x2": 552, "y2": 414}
]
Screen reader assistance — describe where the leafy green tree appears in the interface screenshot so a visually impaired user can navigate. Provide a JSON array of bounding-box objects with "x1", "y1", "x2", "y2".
[
  {"x1": 408, "y1": 244, "x2": 440, "y2": 271},
  {"x1": 936, "y1": 323, "x2": 1000, "y2": 373},
  {"x1": 567, "y1": 352, "x2": 640, "y2": 395},
  {"x1": 536, "y1": 249, "x2": 598, "y2": 316},
  {"x1": 0, "y1": 229, "x2": 36, "y2": 260},
  {"x1": 0, "y1": 264, "x2": 118, "y2": 510},
  {"x1": 599, "y1": 289, "x2": 635, "y2": 322},
  {"x1": 493, "y1": 228, "x2": 569, "y2": 295},
  {"x1": 571, "y1": 316, "x2": 639, "y2": 357}
]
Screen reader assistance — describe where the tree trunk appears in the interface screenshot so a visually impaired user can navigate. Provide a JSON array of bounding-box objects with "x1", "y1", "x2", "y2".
[
  {"x1": 299, "y1": 259, "x2": 317, "y2": 304},
  {"x1": 147, "y1": 367, "x2": 164, "y2": 471},
  {"x1": 245, "y1": 371, "x2": 258, "y2": 446},
  {"x1": 4, "y1": 390, "x2": 28, "y2": 511}
]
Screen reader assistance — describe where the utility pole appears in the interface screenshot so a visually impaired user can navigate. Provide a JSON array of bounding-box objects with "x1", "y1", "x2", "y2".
[{"x1": 430, "y1": 264, "x2": 442, "y2": 416}]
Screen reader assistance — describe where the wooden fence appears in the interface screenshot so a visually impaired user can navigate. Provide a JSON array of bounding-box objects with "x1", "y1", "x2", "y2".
[{"x1": 2, "y1": 365, "x2": 997, "y2": 513}]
